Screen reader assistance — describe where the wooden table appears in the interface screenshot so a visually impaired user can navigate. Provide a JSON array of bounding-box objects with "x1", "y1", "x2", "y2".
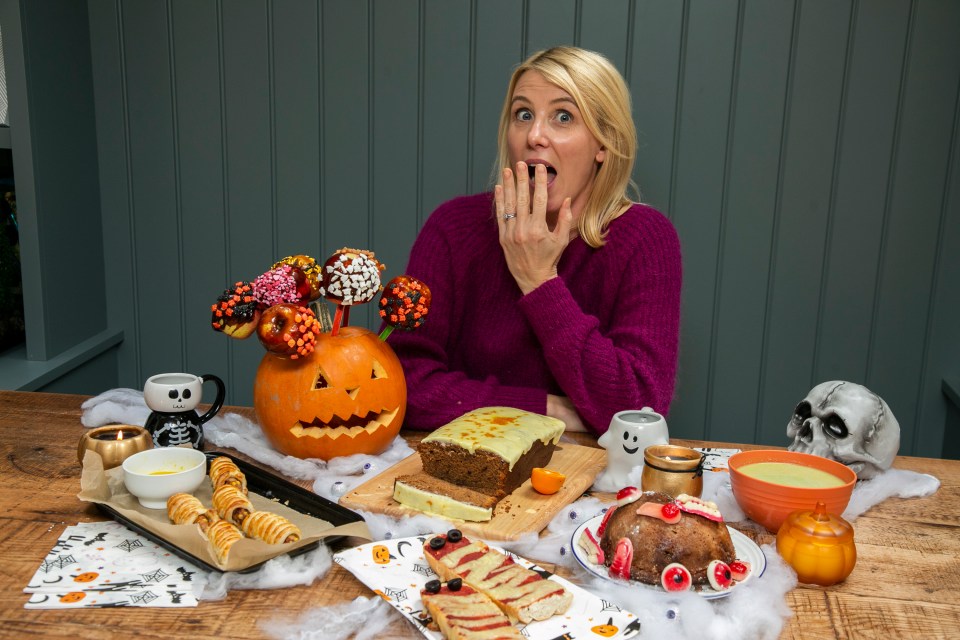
[{"x1": 2, "y1": 391, "x2": 958, "y2": 639}]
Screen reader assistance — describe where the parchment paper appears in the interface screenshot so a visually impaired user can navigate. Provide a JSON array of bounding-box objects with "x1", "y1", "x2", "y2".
[{"x1": 77, "y1": 450, "x2": 371, "y2": 572}]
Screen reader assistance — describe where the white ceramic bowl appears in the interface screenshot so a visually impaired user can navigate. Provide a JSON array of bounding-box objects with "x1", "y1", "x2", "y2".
[{"x1": 122, "y1": 447, "x2": 207, "y2": 509}]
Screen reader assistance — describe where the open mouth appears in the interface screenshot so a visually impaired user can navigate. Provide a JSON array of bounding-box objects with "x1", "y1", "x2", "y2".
[
  {"x1": 290, "y1": 407, "x2": 400, "y2": 439},
  {"x1": 527, "y1": 162, "x2": 557, "y2": 186}
]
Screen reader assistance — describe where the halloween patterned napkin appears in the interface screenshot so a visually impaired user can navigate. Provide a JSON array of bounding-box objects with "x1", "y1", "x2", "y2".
[
  {"x1": 334, "y1": 536, "x2": 641, "y2": 639},
  {"x1": 694, "y1": 447, "x2": 740, "y2": 471},
  {"x1": 24, "y1": 521, "x2": 204, "y2": 609}
]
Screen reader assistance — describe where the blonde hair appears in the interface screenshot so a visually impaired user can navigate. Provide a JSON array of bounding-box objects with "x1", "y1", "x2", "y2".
[{"x1": 495, "y1": 46, "x2": 638, "y2": 247}]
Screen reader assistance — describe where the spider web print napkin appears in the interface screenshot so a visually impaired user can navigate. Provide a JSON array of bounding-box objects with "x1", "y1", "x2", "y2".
[{"x1": 24, "y1": 521, "x2": 204, "y2": 609}]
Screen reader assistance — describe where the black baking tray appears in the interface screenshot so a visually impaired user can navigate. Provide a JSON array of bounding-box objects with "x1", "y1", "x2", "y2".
[{"x1": 95, "y1": 450, "x2": 365, "y2": 573}]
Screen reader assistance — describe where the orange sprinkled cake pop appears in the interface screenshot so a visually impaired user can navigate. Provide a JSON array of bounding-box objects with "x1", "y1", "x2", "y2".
[{"x1": 378, "y1": 275, "x2": 431, "y2": 340}]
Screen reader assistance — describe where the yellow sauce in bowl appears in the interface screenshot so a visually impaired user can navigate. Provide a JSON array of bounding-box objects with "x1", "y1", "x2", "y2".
[{"x1": 739, "y1": 461, "x2": 845, "y2": 488}]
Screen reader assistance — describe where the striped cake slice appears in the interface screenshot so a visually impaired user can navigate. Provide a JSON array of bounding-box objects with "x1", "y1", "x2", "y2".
[
  {"x1": 423, "y1": 532, "x2": 572, "y2": 624},
  {"x1": 420, "y1": 582, "x2": 522, "y2": 640}
]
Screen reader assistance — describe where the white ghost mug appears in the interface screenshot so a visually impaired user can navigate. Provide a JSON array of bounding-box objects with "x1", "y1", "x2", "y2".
[
  {"x1": 597, "y1": 407, "x2": 670, "y2": 488},
  {"x1": 143, "y1": 373, "x2": 225, "y2": 450}
]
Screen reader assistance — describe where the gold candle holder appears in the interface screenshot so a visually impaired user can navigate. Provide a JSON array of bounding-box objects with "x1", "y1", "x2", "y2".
[
  {"x1": 78, "y1": 425, "x2": 153, "y2": 469},
  {"x1": 641, "y1": 444, "x2": 705, "y2": 498}
]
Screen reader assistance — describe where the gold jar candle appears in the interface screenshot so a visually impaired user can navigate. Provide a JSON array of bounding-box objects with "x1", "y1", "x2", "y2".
[
  {"x1": 78, "y1": 425, "x2": 153, "y2": 469},
  {"x1": 641, "y1": 444, "x2": 705, "y2": 498}
]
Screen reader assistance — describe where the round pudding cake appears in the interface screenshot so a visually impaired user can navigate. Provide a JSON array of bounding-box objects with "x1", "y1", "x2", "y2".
[{"x1": 597, "y1": 491, "x2": 737, "y2": 587}]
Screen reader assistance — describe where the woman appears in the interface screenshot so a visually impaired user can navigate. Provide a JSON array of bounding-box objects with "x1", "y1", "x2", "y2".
[{"x1": 388, "y1": 46, "x2": 681, "y2": 435}]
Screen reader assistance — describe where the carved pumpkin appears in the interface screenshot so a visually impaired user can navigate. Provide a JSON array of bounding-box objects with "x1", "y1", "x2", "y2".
[{"x1": 253, "y1": 326, "x2": 406, "y2": 460}]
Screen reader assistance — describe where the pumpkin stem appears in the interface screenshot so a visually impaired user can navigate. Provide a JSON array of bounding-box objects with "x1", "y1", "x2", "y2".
[
  {"x1": 331, "y1": 305, "x2": 345, "y2": 336},
  {"x1": 378, "y1": 325, "x2": 395, "y2": 341}
]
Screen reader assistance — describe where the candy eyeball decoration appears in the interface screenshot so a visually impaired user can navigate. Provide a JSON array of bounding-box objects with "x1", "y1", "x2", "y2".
[{"x1": 787, "y1": 380, "x2": 900, "y2": 480}]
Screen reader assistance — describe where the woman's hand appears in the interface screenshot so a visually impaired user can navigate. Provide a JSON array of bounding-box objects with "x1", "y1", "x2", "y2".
[
  {"x1": 547, "y1": 394, "x2": 588, "y2": 432},
  {"x1": 495, "y1": 162, "x2": 574, "y2": 295}
]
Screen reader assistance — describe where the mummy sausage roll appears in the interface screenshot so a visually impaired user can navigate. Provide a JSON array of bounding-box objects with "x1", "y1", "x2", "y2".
[
  {"x1": 241, "y1": 510, "x2": 301, "y2": 544},
  {"x1": 207, "y1": 520, "x2": 244, "y2": 564},
  {"x1": 209, "y1": 456, "x2": 247, "y2": 495},
  {"x1": 167, "y1": 493, "x2": 220, "y2": 533},
  {"x1": 213, "y1": 484, "x2": 254, "y2": 526}
]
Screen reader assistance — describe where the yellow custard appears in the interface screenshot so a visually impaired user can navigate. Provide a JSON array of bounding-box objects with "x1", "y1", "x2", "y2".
[
  {"x1": 739, "y1": 461, "x2": 845, "y2": 488},
  {"x1": 149, "y1": 470, "x2": 178, "y2": 475}
]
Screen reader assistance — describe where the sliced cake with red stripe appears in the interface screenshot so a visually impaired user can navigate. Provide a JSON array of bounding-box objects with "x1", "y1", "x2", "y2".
[
  {"x1": 420, "y1": 578, "x2": 522, "y2": 640},
  {"x1": 423, "y1": 529, "x2": 572, "y2": 624}
]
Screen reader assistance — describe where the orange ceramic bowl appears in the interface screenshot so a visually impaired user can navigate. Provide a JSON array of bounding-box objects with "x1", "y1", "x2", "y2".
[{"x1": 728, "y1": 449, "x2": 856, "y2": 533}]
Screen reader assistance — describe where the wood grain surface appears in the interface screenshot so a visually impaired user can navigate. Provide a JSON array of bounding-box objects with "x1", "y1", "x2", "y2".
[
  {"x1": 1, "y1": 391, "x2": 959, "y2": 639},
  {"x1": 339, "y1": 444, "x2": 607, "y2": 541}
]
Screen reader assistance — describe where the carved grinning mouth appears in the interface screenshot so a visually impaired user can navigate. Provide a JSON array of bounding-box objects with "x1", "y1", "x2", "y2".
[{"x1": 290, "y1": 407, "x2": 400, "y2": 440}]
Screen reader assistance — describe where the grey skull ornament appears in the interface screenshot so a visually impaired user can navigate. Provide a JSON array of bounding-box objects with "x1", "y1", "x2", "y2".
[{"x1": 786, "y1": 380, "x2": 900, "y2": 480}]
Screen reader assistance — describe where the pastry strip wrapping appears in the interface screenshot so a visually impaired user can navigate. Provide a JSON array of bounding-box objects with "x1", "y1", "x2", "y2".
[
  {"x1": 166, "y1": 492, "x2": 220, "y2": 533},
  {"x1": 213, "y1": 484, "x2": 254, "y2": 526},
  {"x1": 207, "y1": 520, "x2": 244, "y2": 564},
  {"x1": 241, "y1": 510, "x2": 302, "y2": 544},
  {"x1": 209, "y1": 456, "x2": 247, "y2": 495}
]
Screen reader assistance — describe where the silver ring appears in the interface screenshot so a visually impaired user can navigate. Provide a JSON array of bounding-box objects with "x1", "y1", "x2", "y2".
[{"x1": 503, "y1": 213, "x2": 517, "y2": 220}]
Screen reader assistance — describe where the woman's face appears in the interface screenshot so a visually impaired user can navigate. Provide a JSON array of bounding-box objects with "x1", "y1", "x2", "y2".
[{"x1": 506, "y1": 70, "x2": 605, "y2": 220}]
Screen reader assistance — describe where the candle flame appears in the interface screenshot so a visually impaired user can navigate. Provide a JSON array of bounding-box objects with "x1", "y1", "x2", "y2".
[{"x1": 116, "y1": 429, "x2": 124, "y2": 441}]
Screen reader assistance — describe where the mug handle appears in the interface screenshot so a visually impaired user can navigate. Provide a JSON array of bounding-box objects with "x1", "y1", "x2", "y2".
[{"x1": 197, "y1": 374, "x2": 226, "y2": 424}]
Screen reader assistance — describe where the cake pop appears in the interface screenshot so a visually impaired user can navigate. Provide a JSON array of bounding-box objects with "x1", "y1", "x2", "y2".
[
  {"x1": 211, "y1": 281, "x2": 260, "y2": 339},
  {"x1": 378, "y1": 275, "x2": 431, "y2": 340},
  {"x1": 273, "y1": 254, "x2": 322, "y2": 302},
  {"x1": 252, "y1": 264, "x2": 304, "y2": 307},
  {"x1": 256, "y1": 303, "x2": 321, "y2": 359},
  {"x1": 321, "y1": 248, "x2": 385, "y2": 335}
]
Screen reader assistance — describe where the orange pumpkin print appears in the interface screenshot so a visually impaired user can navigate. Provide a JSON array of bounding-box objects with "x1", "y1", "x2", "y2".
[
  {"x1": 72, "y1": 572, "x2": 100, "y2": 583},
  {"x1": 253, "y1": 326, "x2": 406, "y2": 460},
  {"x1": 59, "y1": 592, "x2": 86, "y2": 603},
  {"x1": 372, "y1": 545, "x2": 391, "y2": 565},
  {"x1": 591, "y1": 618, "x2": 619, "y2": 637}
]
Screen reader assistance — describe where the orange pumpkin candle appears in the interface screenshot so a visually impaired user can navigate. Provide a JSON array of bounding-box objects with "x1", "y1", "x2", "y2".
[{"x1": 776, "y1": 501, "x2": 857, "y2": 586}]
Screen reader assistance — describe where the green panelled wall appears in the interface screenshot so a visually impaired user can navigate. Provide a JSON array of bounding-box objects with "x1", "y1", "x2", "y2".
[{"x1": 83, "y1": 0, "x2": 960, "y2": 457}]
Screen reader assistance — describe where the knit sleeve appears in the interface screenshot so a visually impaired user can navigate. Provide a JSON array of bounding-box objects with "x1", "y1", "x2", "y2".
[
  {"x1": 517, "y1": 208, "x2": 682, "y2": 436},
  {"x1": 387, "y1": 198, "x2": 547, "y2": 430}
]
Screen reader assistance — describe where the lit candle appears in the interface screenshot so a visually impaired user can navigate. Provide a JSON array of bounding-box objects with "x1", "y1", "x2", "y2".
[{"x1": 78, "y1": 425, "x2": 153, "y2": 469}]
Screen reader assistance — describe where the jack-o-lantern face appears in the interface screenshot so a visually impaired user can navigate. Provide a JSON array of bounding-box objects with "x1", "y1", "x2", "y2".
[
  {"x1": 60, "y1": 592, "x2": 86, "y2": 604},
  {"x1": 73, "y1": 572, "x2": 99, "y2": 583},
  {"x1": 372, "y1": 545, "x2": 391, "y2": 564},
  {"x1": 254, "y1": 326, "x2": 406, "y2": 460}
]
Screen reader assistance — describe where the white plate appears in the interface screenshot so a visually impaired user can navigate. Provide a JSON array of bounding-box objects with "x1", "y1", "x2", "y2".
[
  {"x1": 571, "y1": 514, "x2": 766, "y2": 600},
  {"x1": 335, "y1": 536, "x2": 641, "y2": 639}
]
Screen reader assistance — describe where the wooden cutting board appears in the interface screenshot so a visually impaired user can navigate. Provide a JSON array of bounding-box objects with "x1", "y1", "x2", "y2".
[{"x1": 339, "y1": 443, "x2": 606, "y2": 541}]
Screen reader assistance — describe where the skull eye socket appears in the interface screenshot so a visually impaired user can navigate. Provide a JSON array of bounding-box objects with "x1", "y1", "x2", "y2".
[
  {"x1": 794, "y1": 401, "x2": 811, "y2": 422},
  {"x1": 823, "y1": 414, "x2": 848, "y2": 439},
  {"x1": 182, "y1": 389, "x2": 192, "y2": 399},
  {"x1": 168, "y1": 390, "x2": 178, "y2": 399}
]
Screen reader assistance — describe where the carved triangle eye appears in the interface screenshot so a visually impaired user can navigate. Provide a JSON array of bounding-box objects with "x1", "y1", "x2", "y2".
[
  {"x1": 314, "y1": 368, "x2": 331, "y2": 390},
  {"x1": 371, "y1": 359, "x2": 388, "y2": 380}
]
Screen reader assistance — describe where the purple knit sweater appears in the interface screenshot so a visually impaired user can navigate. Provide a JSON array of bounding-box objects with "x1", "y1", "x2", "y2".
[{"x1": 387, "y1": 192, "x2": 682, "y2": 436}]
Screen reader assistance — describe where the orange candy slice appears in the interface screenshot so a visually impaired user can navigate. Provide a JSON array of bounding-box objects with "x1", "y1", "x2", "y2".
[{"x1": 531, "y1": 468, "x2": 566, "y2": 495}]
